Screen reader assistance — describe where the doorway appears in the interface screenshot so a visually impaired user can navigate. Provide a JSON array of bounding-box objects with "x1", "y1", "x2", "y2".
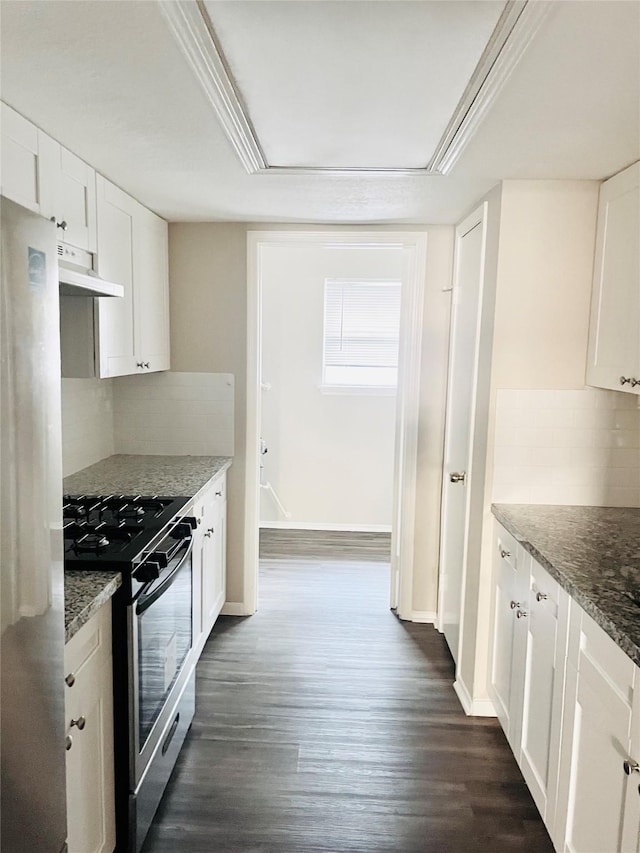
[{"x1": 245, "y1": 231, "x2": 427, "y2": 617}]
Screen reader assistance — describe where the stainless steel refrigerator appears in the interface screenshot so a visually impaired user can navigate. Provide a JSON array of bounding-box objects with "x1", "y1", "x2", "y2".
[{"x1": 1, "y1": 197, "x2": 67, "y2": 851}]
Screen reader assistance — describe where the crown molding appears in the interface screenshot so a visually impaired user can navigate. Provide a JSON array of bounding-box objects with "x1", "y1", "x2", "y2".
[
  {"x1": 160, "y1": 0, "x2": 551, "y2": 177},
  {"x1": 159, "y1": 0, "x2": 266, "y2": 173},
  {"x1": 428, "y1": 0, "x2": 554, "y2": 174}
]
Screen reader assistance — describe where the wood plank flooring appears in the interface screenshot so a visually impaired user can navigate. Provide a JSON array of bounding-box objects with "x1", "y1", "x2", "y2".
[{"x1": 142, "y1": 533, "x2": 553, "y2": 853}]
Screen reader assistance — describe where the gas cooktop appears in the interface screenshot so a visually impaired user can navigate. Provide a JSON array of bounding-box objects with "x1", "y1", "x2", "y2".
[{"x1": 63, "y1": 494, "x2": 190, "y2": 570}]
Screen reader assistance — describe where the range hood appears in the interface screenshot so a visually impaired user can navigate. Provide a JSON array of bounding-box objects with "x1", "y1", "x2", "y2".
[
  {"x1": 59, "y1": 266, "x2": 124, "y2": 297},
  {"x1": 58, "y1": 242, "x2": 124, "y2": 298}
]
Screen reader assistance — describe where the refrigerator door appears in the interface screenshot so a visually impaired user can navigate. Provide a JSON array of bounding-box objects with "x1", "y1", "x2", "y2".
[{"x1": 1, "y1": 197, "x2": 67, "y2": 851}]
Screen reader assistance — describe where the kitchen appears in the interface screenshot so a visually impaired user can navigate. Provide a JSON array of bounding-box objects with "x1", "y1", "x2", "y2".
[{"x1": 1, "y1": 1, "x2": 639, "y2": 852}]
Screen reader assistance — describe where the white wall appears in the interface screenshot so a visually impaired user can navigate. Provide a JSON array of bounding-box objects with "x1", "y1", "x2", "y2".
[
  {"x1": 168, "y1": 222, "x2": 453, "y2": 613},
  {"x1": 259, "y1": 244, "x2": 402, "y2": 529},
  {"x1": 61, "y1": 378, "x2": 115, "y2": 477},
  {"x1": 456, "y1": 180, "x2": 602, "y2": 707}
]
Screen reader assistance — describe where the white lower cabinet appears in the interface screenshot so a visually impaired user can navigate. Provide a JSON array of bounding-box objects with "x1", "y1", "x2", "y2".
[
  {"x1": 489, "y1": 527, "x2": 527, "y2": 752},
  {"x1": 554, "y1": 603, "x2": 640, "y2": 853},
  {"x1": 519, "y1": 561, "x2": 569, "y2": 832},
  {"x1": 191, "y1": 473, "x2": 227, "y2": 657},
  {"x1": 491, "y1": 521, "x2": 640, "y2": 852},
  {"x1": 64, "y1": 600, "x2": 116, "y2": 853},
  {"x1": 489, "y1": 523, "x2": 569, "y2": 826}
]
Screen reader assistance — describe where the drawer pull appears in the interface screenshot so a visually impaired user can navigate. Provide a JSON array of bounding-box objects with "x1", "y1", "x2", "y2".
[
  {"x1": 516, "y1": 609, "x2": 528, "y2": 619},
  {"x1": 70, "y1": 716, "x2": 86, "y2": 731},
  {"x1": 215, "y1": 490, "x2": 223, "y2": 497},
  {"x1": 536, "y1": 592, "x2": 548, "y2": 602},
  {"x1": 65, "y1": 735, "x2": 73, "y2": 751},
  {"x1": 65, "y1": 672, "x2": 75, "y2": 688},
  {"x1": 500, "y1": 549, "x2": 511, "y2": 559},
  {"x1": 510, "y1": 600, "x2": 520, "y2": 609},
  {"x1": 624, "y1": 759, "x2": 640, "y2": 775}
]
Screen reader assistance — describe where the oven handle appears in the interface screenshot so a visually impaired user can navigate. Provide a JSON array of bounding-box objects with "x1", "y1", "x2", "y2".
[{"x1": 135, "y1": 537, "x2": 194, "y2": 616}]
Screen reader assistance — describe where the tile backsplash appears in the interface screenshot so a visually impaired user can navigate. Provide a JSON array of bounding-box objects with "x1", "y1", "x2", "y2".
[
  {"x1": 62, "y1": 379, "x2": 115, "y2": 477},
  {"x1": 113, "y1": 372, "x2": 234, "y2": 457},
  {"x1": 493, "y1": 388, "x2": 640, "y2": 506}
]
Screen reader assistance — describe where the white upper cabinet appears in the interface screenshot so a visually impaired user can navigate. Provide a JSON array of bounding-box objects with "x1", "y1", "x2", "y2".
[
  {"x1": 52, "y1": 146, "x2": 97, "y2": 252},
  {"x1": 95, "y1": 176, "x2": 170, "y2": 378},
  {"x1": 133, "y1": 203, "x2": 170, "y2": 373},
  {"x1": 1, "y1": 102, "x2": 55, "y2": 216},
  {"x1": 586, "y1": 161, "x2": 640, "y2": 393},
  {"x1": 1, "y1": 103, "x2": 97, "y2": 251},
  {"x1": 95, "y1": 176, "x2": 138, "y2": 377}
]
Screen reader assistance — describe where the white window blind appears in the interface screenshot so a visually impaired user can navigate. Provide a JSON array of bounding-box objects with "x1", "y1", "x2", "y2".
[{"x1": 322, "y1": 279, "x2": 402, "y2": 388}]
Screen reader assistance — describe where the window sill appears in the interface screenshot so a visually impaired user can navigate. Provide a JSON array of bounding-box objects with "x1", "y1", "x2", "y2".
[{"x1": 318, "y1": 384, "x2": 397, "y2": 397}]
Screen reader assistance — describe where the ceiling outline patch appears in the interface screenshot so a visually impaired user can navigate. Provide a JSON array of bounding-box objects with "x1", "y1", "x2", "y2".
[{"x1": 159, "y1": 0, "x2": 552, "y2": 177}]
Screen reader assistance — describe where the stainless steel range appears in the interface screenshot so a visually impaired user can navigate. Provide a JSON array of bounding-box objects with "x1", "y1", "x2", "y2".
[{"x1": 63, "y1": 493, "x2": 197, "y2": 852}]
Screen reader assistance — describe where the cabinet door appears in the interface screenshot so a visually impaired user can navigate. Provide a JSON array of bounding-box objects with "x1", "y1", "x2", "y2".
[
  {"x1": 519, "y1": 562, "x2": 569, "y2": 828},
  {"x1": 64, "y1": 601, "x2": 115, "y2": 853},
  {"x1": 0, "y1": 103, "x2": 55, "y2": 215},
  {"x1": 133, "y1": 205, "x2": 170, "y2": 373},
  {"x1": 586, "y1": 161, "x2": 640, "y2": 393},
  {"x1": 201, "y1": 476, "x2": 227, "y2": 640},
  {"x1": 95, "y1": 176, "x2": 137, "y2": 377},
  {"x1": 489, "y1": 526, "x2": 523, "y2": 745},
  {"x1": 55, "y1": 147, "x2": 97, "y2": 252},
  {"x1": 555, "y1": 603, "x2": 637, "y2": 853}
]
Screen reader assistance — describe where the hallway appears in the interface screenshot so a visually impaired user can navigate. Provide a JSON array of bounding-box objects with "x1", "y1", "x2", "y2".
[{"x1": 143, "y1": 534, "x2": 553, "y2": 853}]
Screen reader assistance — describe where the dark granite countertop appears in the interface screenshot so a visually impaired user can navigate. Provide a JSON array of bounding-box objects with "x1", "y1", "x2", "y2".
[
  {"x1": 63, "y1": 454, "x2": 231, "y2": 498},
  {"x1": 492, "y1": 504, "x2": 640, "y2": 666},
  {"x1": 65, "y1": 571, "x2": 122, "y2": 643}
]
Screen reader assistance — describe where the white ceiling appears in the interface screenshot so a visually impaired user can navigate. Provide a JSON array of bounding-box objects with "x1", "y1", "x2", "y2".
[
  {"x1": 202, "y1": 0, "x2": 506, "y2": 169},
  {"x1": 0, "y1": 0, "x2": 638, "y2": 224}
]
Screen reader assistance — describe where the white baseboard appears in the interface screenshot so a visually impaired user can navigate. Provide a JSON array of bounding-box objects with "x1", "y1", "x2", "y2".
[
  {"x1": 453, "y1": 678, "x2": 497, "y2": 717},
  {"x1": 260, "y1": 521, "x2": 392, "y2": 533},
  {"x1": 411, "y1": 610, "x2": 437, "y2": 624},
  {"x1": 220, "y1": 601, "x2": 254, "y2": 617}
]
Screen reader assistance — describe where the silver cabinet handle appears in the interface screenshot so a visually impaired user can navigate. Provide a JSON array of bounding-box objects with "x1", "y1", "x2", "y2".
[
  {"x1": 143, "y1": 362, "x2": 150, "y2": 369},
  {"x1": 536, "y1": 592, "x2": 548, "y2": 602},
  {"x1": 624, "y1": 759, "x2": 640, "y2": 775},
  {"x1": 620, "y1": 376, "x2": 632, "y2": 386},
  {"x1": 204, "y1": 528, "x2": 214, "y2": 538},
  {"x1": 500, "y1": 549, "x2": 511, "y2": 559},
  {"x1": 50, "y1": 217, "x2": 68, "y2": 232},
  {"x1": 215, "y1": 490, "x2": 223, "y2": 497},
  {"x1": 136, "y1": 361, "x2": 144, "y2": 368},
  {"x1": 516, "y1": 609, "x2": 527, "y2": 619},
  {"x1": 632, "y1": 378, "x2": 640, "y2": 387},
  {"x1": 510, "y1": 600, "x2": 519, "y2": 609},
  {"x1": 65, "y1": 672, "x2": 75, "y2": 687},
  {"x1": 70, "y1": 716, "x2": 86, "y2": 731},
  {"x1": 449, "y1": 472, "x2": 466, "y2": 484},
  {"x1": 65, "y1": 735, "x2": 73, "y2": 751}
]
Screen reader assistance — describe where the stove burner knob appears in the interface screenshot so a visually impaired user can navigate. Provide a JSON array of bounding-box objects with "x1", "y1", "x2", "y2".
[{"x1": 133, "y1": 561, "x2": 162, "y2": 583}]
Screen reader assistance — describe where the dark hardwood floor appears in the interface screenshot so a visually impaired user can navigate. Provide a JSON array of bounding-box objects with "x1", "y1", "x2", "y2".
[{"x1": 142, "y1": 533, "x2": 553, "y2": 853}]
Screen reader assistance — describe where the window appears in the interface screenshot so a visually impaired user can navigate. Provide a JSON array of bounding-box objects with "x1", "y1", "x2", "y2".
[{"x1": 322, "y1": 279, "x2": 402, "y2": 390}]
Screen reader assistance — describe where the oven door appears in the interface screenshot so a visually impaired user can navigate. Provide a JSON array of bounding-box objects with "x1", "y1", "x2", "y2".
[{"x1": 129, "y1": 532, "x2": 194, "y2": 785}]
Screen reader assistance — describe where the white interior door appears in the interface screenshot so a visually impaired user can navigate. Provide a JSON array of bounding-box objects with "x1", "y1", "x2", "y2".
[{"x1": 438, "y1": 206, "x2": 487, "y2": 663}]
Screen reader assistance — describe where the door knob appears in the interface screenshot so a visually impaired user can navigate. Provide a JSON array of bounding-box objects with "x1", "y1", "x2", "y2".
[
  {"x1": 624, "y1": 759, "x2": 640, "y2": 775},
  {"x1": 449, "y1": 472, "x2": 466, "y2": 484},
  {"x1": 70, "y1": 716, "x2": 86, "y2": 731}
]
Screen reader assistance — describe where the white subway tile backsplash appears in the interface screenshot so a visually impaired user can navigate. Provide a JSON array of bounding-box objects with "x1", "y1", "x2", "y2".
[
  {"x1": 493, "y1": 387, "x2": 640, "y2": 506},
  {"x1": 61, "y1": 379, "x2": 115, "y2": 477},
  {"x1": 113, "y1": 372, "x2": 234, "y2": 457}
]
